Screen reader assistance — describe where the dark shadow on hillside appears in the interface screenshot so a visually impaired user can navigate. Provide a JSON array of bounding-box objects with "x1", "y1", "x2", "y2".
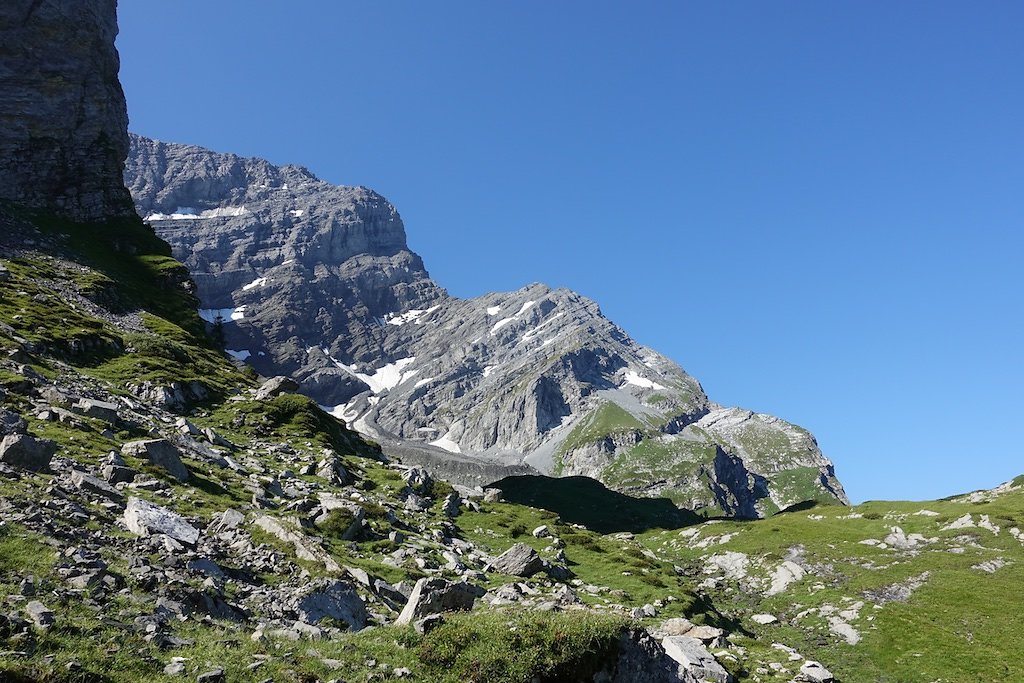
[
  {"x1": 776, "y1": 499, "x2": 822, "y2": 515},
  {"x1": 487, "y1": 475, "x2": 702, "y2": 534}
]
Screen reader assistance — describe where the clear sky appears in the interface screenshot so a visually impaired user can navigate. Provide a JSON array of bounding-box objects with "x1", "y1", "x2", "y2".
[{"x1": 116, "y1": 1, "x2": 1023, "y2": 504}]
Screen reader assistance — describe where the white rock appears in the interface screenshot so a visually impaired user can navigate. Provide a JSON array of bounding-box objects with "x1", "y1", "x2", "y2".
[
  {"x1": 751, "y1": 613, "x2": 778, "y2": 625},
  {"x1": 123, "y1": 497, "x2": 200, "y2": 546},
  {"x1": 766, "y1": 560, "x2": 805, "y2": 595}
]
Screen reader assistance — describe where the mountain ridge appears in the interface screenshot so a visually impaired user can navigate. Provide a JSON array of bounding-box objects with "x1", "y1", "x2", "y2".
[{"x1": 125, "y1": 134, "x2": 847, "y2": 517}]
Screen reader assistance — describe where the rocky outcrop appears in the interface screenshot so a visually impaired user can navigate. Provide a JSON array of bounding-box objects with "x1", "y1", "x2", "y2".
[
  {"x1": 125, "y1": 136, "x2": 848, "y2": 516},
  {"x1": 0, "y1": 0, "x2": 134, "y2": 220}
]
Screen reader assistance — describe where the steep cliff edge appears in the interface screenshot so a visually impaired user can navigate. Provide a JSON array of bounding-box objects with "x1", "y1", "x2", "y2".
[
  {"x1": 127, "y1": 136, "x2": 848, "y2": 516},
  {"x1": 0, "y1": 0, "x2": 134, "y2": 220}
]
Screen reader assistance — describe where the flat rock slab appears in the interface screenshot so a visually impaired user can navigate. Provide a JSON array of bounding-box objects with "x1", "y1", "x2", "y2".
[
  {"x1": 254, "y1": 515, "x2": 342, "y2": 572},
  {"x1": 72, "y1": 398, "x2": 119, "y2": 423},
  {"x1": 71, "y1": 469, "x2": 125, "y2": 503},
  {"x1": 123, "y1": 496, "x2": 200, "y2": 546},
  {"x1": 25, "y1": 600, "x2": 54, "y2": 629},
  {"x1": 0, "y1": 433, "x2": 57, "y2": 472}
]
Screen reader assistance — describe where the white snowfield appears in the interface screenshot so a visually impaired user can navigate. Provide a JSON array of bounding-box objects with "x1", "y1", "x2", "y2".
[
  {"x1": 145, "y1": 206, "x2": 248, "y2": 221},
  {"x1": 429, "y1": 432, "x2": 462, "y2": 453},
  {"x1": 623, "y1": 369, "x2": 666, "y2": 391},
  {"x1": 332, "y1": 356, "x2": 418, "y2": 394}
]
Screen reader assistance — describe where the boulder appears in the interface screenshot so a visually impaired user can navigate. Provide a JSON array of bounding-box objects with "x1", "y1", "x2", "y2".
[
  {"x1": 25, "y1": 601, "x2": 55, "y2": 630},
  {"x1": 488, "y1": 542, "x2": 545, "y2": 577},
  {"x1": 395, "y1": 577, "x2": 481, "y2": 625},
  {"x1": 0, "y1": 433, "x2": 57, "y2": 471},
  {"x1": 0, "y1": 408, "x2": 27, "y2": 436},
  {"x1": 294, "y1": 579, "x2": 367, "y2": 630},
  {"x1": 316, "y1": 455, "x2": 351, "y2": 485},
  {"x1": 441, "y1": 492, "x2": 461, "y2": 518},
  {"x1": 255, "y1": 376, "x2": 299, "y2": 400},
  {"x1": 402, "y1": 467, "x2": 433, "y2": 495},
  {"x1": 71, "y1": 398, "x2": 119, "y2": 423},
  {"x1": 595, "y1": 629, "x2": 700, "y2": 682},
  {"x1": 662, "y1": 636, "x2": 732, "y2": 683},
  {"x1": 123, "y1": 496, "x2": 200, "y2": 546},
  {"x1": 122, "y1": 439, "x2": 189, "y2": 482},
  {"x1": 799, "y1": 661, "x2": 834, "y2": 683}
]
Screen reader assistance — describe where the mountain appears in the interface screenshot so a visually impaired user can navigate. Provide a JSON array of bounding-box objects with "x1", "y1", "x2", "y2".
[
  {"x1": 1, "y1": 3, "x2": 1020, "y2": 683},
  {"x1": 126, "y1": 135, "x2": 847, "y2": 517}
]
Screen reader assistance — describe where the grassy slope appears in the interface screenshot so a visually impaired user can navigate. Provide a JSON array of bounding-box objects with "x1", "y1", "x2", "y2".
[
  {"x1": 639, "y1": 485, "x2": 1024, "y2": 682},
  {"x1": 0, "y1": 209, "x2": 652, "y2": 682}
]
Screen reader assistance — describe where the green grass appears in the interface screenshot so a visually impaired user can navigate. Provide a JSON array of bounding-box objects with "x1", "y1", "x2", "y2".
[
  {"x1": 202, "y1": 393, "x2": 377, "y2": 457},
  {"x1": 601, "y1": 437, "x2": 717, "y2": 490},
  {"x1": 557, "y1": 402, "x2": 645, "y2": 457},
  {"x1": 638, "y1": 483, "x2": 1024, "y2": 682}
]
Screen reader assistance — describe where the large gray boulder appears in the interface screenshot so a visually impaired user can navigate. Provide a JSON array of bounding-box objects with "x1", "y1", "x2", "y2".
[
  {"x1": 395, "y1": 578, "x2": 480, "y2": 626},
  {"x1": 799, "y1": 661, "x2": 835, "y2": 683},
  {"x1": 0, "y1": 434, "x2": 57, "y2": 472},
  {"x1": 122, "y1": 439, "x2": 189, "y2": 482},
  {"x1": 661, "y1": 636, "x2": 732, "y2": 683},
  {"x1": 595, "y1": 630, "x2": 700, "y2": 683},
  {"x1": 488, "y1": 542, "x2": 545, "y2": 578},
  {"x1": 294, "y1": 579, "x2": 367, "y2": 631},
  {"x1": 122, "y1": 497, "x2": 200, "y2": 546}
]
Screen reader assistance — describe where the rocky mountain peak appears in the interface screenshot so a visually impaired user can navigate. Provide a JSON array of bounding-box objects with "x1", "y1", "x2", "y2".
[
  {"x1": 0, "y1": 0, "x2": 134, "y2": 220},
  {"x1": 126, "y1": 136, "x2": 847, "y2": 517}
]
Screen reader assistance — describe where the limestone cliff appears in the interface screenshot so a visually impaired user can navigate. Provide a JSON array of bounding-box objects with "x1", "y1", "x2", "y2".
[{"x1": 0, "y1": 0, "x2": 134, "y2": 220}]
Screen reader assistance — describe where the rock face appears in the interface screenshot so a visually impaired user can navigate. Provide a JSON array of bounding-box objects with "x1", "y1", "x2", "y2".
[
  {"x1": 0, "y1": 0, "x2": 134, "y2": 220},
  {"x1": 125, "y1": 136, "x2": 848, "y2": 517}
]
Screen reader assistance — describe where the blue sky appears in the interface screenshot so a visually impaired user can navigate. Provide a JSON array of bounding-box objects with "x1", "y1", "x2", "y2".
[{"x1": 116, "y1": 2, "x2": 1023, "y2": 503}]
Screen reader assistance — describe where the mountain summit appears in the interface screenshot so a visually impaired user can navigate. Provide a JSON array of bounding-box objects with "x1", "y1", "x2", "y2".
[{"x1": 126, "y1": 135, "x2": 846, "y2": 517}]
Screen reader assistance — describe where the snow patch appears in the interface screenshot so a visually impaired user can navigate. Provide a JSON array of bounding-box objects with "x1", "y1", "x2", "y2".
[
  {"x1": 332, "y1": 356, "x2": 417, "y2": 393},
  {"x1": 491, "y1": 317, "x2": 514, "y2": 333},
  {"x1": 413, "y1": 377, "x2": 435, "y2": 389},
  {"x1": 483, "y1": 366, "x2": 496, "y2": 378},
  {"x1": 486, "y1": 305, "x2": 501, "y2": 316},
  {"x1": 290, "y1": 209, "x2": 304, "y2": 218},
  {"x1": 199, "y1": 306, "x2": 246, "y2": 323},
  {"x1": 386, "y1": 306, "x2": 440, "y2": 327},
  {"x1": 430, "y1": 433, "x2": 462, "y2": 454},
  {"x1": 145, "y1": 206, "x2": 249, "y2": 221},
  {"x1": 516, "y1": 300, "x2": 535, "y2": 316},
  {"x1": 623, "y1": 370, "x2": 666, "y2": 391},
  {"x1": 241, "y1": 276, "x2": 267, "y2": 291},
  {"x1": 226, "y1": 349, "x2": 251, "y2": 361}
]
